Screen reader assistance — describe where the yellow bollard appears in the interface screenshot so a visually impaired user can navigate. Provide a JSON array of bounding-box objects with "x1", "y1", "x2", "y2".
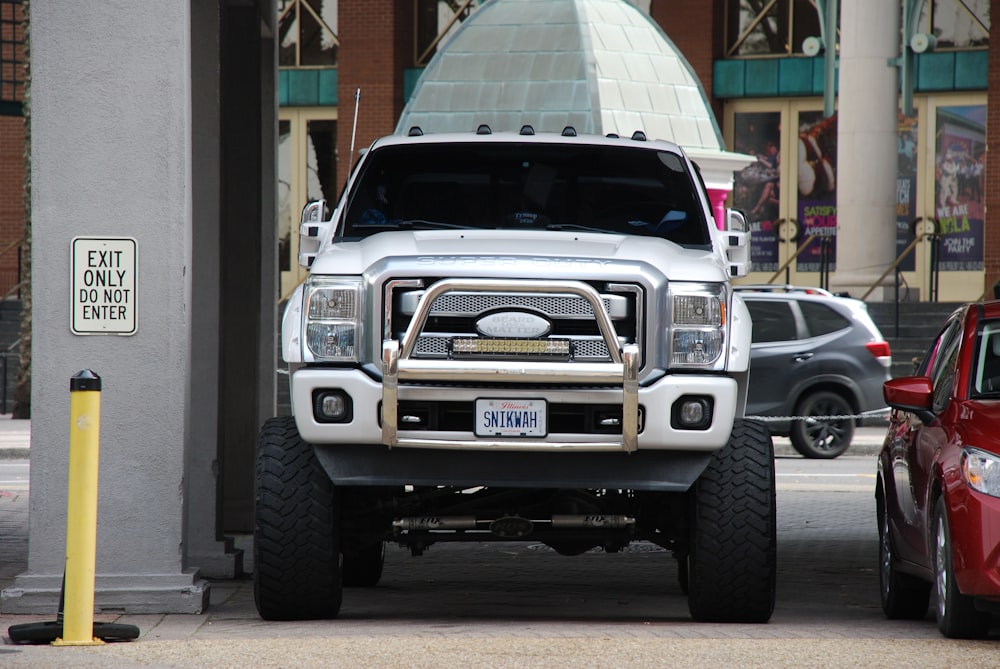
[{"x1": 52, "y1": 370, "x2": 105, "y2": 646}]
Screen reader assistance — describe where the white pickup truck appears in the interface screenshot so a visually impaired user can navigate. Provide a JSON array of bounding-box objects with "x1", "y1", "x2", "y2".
[{"x1": 254, "y1": 126, "x2": 776, "y2": 624}]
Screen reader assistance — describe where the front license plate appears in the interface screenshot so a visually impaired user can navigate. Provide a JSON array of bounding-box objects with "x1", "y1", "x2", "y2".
[{"x1": 475, "y1": 398, "x2": 547, "y2": 437}]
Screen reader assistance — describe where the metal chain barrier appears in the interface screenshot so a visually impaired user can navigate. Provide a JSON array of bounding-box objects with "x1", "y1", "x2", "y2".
[{"x1": 751, "y1": 408, "x2": 891, "y2": 423}]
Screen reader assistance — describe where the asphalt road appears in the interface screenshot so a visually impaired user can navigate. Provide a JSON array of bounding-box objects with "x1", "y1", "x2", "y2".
[{"x1": 2, "y1": 435, "x2": 1000, "y2": 667}]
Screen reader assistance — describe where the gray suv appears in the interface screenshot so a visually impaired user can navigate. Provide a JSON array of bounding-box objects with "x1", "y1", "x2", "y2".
[{"x1": 737, "y1": 285, "x2": 891, "y2": 458}]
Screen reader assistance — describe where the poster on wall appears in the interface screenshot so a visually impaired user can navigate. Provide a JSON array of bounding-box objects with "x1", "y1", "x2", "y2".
[
  {"x1": 795, "y1": 112, "x2": 838, "y2": 273},
  {"x1": 935, "y1": 105, "x2": 985, "y2": 271},
  {"x1": 731, "y1": 112, "x2": 781, "y2": 272},
  {"x1": 896, "y1": 113, "x2": 918, "y2": 272}
]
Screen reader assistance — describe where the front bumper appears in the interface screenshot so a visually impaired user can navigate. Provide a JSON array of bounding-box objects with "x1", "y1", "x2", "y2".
[
  {"x1": 290, "y1": 365, "x2": 738, "y2": 452},
  {"x1": 948, "y1": 486, "x2": 1000, "y2": 598}
]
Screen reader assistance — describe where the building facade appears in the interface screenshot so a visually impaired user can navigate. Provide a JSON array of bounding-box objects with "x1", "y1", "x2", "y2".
[{"x1": 274, "y1": 0, "x2": 995, "y2": 302}]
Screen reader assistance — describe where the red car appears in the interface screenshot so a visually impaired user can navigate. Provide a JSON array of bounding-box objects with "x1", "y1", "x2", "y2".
[{"x1": 878, "y1": 301, "x2": 1000, "y2": 638}]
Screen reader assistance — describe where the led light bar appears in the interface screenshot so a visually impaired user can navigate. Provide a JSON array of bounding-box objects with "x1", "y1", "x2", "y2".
[{"x1": 452, "y1": 338, "x2": 571, "y2": 357}]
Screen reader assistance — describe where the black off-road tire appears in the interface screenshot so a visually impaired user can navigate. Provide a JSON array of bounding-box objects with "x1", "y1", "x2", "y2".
[
  {"x1": 933, "y1": 499, "x2": 992, "y2": 638},
  {"x1": 687, "y1": 418, "x2": 776, "y2": 623},
  {"x1": 254, "y1": 416, "x2": 342, "y2": 620},
  {"x1": 877, "y1": 488, "x2": 930, "y2": 620},
  {"x1": 789, "y1": 390, "x2": 854, "y2": 459}
]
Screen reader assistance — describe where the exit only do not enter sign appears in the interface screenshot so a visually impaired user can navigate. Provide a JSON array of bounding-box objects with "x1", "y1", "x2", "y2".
[{"x1": 71, "y1": 237, "x2": 137, "y2": 336}]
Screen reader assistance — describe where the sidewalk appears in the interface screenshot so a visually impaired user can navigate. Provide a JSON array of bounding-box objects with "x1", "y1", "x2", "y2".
[{"x1": 0, "y1": 417, "x2": 29, "y2": 459}]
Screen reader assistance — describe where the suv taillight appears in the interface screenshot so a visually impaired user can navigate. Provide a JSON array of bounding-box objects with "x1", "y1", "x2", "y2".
[{"x1": 865, "y1": 341, "x2": 892, "y2": 368}]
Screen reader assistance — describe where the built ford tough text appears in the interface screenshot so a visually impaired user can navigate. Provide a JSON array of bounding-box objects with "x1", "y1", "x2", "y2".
[{"x1": 255, "y1": 126, "x2": 776, "y2": 624}]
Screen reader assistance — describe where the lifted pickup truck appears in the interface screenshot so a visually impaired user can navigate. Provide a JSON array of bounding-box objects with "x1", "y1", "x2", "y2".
[{"x1": 255, "y1": 126, "x2": 776, "y2": 623}]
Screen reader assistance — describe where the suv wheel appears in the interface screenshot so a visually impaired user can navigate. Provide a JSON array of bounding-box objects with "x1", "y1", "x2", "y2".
[
  {"x1": 687, "y1": 419, "x2": 776, "y2": 623},
  {"x1": 877, "y1": 488, "x2": 930, "y2": 619},
  {"x1": 789, "y1": 390, "x2": 854, "y2": 459},
  {"x1": 934, "y1": 498, "x2": 992, "y2": 638},
  {"x1": 254, "y1": 416, "x2": 343, "y2": 620}
]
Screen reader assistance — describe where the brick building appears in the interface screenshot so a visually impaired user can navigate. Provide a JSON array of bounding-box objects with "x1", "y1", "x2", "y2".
[{"x1": 0, "y1": 0, "x2": 23, "y2": 300}]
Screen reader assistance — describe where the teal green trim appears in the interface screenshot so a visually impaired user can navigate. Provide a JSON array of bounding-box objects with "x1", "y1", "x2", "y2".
[
  {"x1": 403, "y1": 68, "x2": 424, "y2": 103},
  {"x1": 0, "y1": 101, "x2": 22, "y2": 116},
  {"x1": 744, "y1": 59, "x2": 780, "y2": 96},
  {"x1": 713, "y1": 60, "x2": 745, "y2": 98},
  {"x1": 953, "y1": 50, "x2": 987, "y2": 90},
  {"x1": 318, "y1": 69, "x2": 338, "y2": 105},
  {"x1": 811, "y1": 57, "x2": 827, "y2": 96},
  {"x1": 778, "y1": 58, "x2": 814, "y2": 96},
  {"x1": 278, "y1": 68, "x2": 339, "y2": 107},
  {"x1": 714, "y1": 51, "x2": 985, "y2": 100},
  {"x1": 278, "y1": 71, "x2": 289, "y2": 106},
  {"x1": 917, "y1": 52, "x2": 955, "y2": 91},
  {"x1": 288, "y1": 70, "x2": 319, "y2": 106}
]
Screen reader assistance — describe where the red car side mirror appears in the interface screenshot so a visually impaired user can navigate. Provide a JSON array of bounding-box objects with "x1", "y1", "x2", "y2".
[{"x1": 884, "y1": 376, "x2": 934, "y2": 413}]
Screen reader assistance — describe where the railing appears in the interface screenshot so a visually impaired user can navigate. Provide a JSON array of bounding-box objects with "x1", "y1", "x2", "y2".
[
  {"x1": 0, "y1": 237, "x2": 26, "y2": 413},
  {"x1": 765, "y1": 232, "x2": 816, "y2": 286},
  {"x1": 859, "y1": 218, "x2": 941, "y2": 339},
  {"x1": 0, "y1": 338, "x2": 19, "y2": 415}
]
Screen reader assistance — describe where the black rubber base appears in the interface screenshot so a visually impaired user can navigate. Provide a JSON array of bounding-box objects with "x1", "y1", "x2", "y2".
[{"x1": 7, "y1": 621, "x2": 140, "y2": 644}]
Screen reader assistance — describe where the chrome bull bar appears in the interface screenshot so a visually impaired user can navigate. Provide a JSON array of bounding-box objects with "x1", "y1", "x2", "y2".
[{"x1": 381, "y1": 278, "x2": 640, "y2": 452}]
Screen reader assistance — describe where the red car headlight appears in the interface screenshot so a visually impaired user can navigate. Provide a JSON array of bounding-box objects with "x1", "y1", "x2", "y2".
[{"x1": 962, "y1": 447, "x2": 1000, "y2": 498}]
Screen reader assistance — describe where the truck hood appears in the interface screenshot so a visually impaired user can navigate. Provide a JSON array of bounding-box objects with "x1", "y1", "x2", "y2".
[{"x1": 312, "y1": 229, "x2": 728, "y2": 282}]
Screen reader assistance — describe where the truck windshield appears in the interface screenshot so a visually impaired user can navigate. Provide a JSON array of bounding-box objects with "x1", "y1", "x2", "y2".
[{"x1": 338, "y1": 142, "x2": 712, "y2": 247}]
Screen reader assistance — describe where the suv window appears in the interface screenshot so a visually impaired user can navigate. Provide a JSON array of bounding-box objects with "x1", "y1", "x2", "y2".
[
  {"x1": 799, "y1": 301, "x2": 849, "y2": 337},
  {"x1": 338, "y1": 142, "x2": 712, "y2": 247},
  {"x1": 745, "y1": 300, "x2": 796, "y2": 343}
]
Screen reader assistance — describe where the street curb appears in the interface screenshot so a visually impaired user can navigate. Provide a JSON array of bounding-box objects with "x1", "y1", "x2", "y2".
[{"x1": 773, "y1": 442, "x2": 881, "y2": 458}]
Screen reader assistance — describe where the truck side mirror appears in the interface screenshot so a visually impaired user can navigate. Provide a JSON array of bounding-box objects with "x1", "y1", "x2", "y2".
[
  {"x1": 723, "y1": 208, "x2": 751, "y2": 278},
  {"x1": 298, "y1": 199, "x2": 335, "y2": 268}
]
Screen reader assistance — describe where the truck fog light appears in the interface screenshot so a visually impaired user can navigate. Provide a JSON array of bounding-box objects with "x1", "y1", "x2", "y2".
[
  {"x1": 313, "y1": 390, "x2": 353, "y2": 423},
  {"x1": 672, "y1": 396, "x2": 712, "y2": 430}
]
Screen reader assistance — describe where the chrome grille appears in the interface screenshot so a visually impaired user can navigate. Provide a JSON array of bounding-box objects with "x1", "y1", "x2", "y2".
[
  {"x1": 390, "y1": 281, "x2": 641, "y2": 365},
  {"x1": 399, "y1": 291, "x2": 626, "y2": 319}
]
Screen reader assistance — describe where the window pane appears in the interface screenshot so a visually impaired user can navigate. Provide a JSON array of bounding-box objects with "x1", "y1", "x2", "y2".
[
  {"x1": 799, "y1": 301, "x2": 848, "y2": 337},
  {"x1": 728, "y1": 0, "x2": 789, "y2": 56},
  {"x1": 299, "y1": 0, "x2": 338, "y2": 67},
  {"x1": 745, "y1": 300, "x2": 797, "y2": 343},
  {"x1": 790, "y1": 0, "x2": 823, "y2": 54},
  {"x1": 732, "y1": 111, "x2": 782, "y2": 272},
  {"x1": 306, "y1": 119, "x2": 338, "y2": 205},
  {"x1": 931, "y1": 0, "x2": 989, "y2": 48},
  {"x1": 278, "y1": 120, "x2": 293, "y2": 273}
]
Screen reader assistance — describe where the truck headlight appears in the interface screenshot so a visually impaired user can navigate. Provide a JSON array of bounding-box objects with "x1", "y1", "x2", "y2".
[
  {"x1": 962, "y1": 447, "x2": 1000, "y2": 498},
  {"x1": 668, "y1": 284, "x2": 726, "y2": 368},
  {"x1": 304, "y1": 278, "x2": 363, "y2": 361}
]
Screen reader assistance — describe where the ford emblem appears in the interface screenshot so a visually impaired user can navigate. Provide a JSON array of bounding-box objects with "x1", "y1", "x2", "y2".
[{"x1": 476, "y1": 311, "x2": 551, "y2": 338}]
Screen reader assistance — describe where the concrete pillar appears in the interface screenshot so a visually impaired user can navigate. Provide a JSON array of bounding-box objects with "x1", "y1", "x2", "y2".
[
  {"x1": 2, "y1": 3, "x2": 209, "y2": 613},
  {"x1": 831, "y1": 0, "x2": 901, "y2": 299}
]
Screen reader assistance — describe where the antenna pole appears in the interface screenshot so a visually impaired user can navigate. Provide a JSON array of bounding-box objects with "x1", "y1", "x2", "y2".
[{"x1": 349, "y1": 88, "x2": 361, "y2": 163}]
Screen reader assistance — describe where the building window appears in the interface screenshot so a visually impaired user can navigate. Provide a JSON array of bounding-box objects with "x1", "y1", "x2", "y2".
[
  {"x1": 919, "y1": 0, "x2": 989, "y2": 48},
  {"x1": 0, "y1": 0, "x2": 24, "y2": 108},
  {"x1": 415, "y1": 0, "x2": 480, "y2": 66},
  {"x1": 278, "y1": 0, "x2": 338, "y2": 68},
  {"x1": 725, "y1": 0, "x2": 989, "y2": 57},
  {"x1": 725, "y1": 0, "x2": 824, "y2": 57}
]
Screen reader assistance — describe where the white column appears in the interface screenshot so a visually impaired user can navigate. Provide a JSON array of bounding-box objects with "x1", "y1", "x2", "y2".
[
  {"x1": 1, "y1": 3, "x2": 208, "y2": 613},
  {"x1": 831, "y1": 0, "x2": 901, "y2": 299}
]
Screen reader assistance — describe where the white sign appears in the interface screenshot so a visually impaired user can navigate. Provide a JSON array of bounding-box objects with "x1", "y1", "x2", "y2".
[{"x1": 71, "y1": 237, "x2": 137, "y2": 335}]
